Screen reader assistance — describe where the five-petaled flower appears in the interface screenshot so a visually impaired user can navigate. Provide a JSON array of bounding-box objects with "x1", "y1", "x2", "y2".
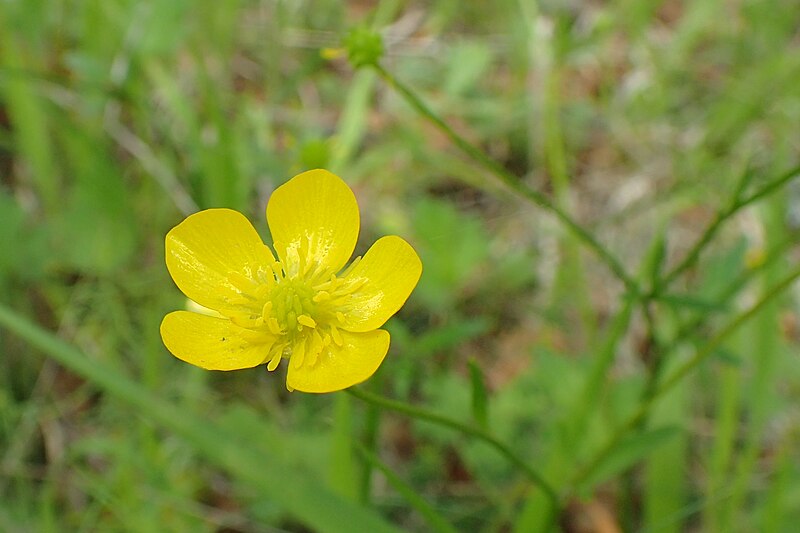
[{"x1": 160, "y1": 169, "x2": 422, "y2": 393}]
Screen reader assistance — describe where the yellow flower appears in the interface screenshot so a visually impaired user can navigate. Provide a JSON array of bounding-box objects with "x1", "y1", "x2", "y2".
[{"x1": 160, "y1": 169, "x2": 422, "y2": 393}]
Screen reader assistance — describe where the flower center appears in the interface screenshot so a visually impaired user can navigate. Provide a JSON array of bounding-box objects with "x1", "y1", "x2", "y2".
[
  {"x1": 224, "y1": 250, "x2": 367, "y2": 374},
  {"x1": 263, "y1": 277, "x2": 318, "y2": 335}
]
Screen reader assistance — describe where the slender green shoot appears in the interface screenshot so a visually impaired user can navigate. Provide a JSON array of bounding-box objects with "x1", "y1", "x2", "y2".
[
  {"x1": 656, "y1": 163, "x2": 800, "y2": 291},
  {"x1": 568, "y1": 263, "x2": 800, "y2": 493},
  {"x1": 371, "y1": 62, "x2": 640, "y2": 297},
  {"x1": 345, "y1": 387, "x2": 560, "y2": 511},
  {"x1": 356, "y1": 443, "x2": 458, "y2": 533}
]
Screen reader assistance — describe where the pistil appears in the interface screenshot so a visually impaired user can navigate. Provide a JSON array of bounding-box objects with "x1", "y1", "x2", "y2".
[{"x1": 226, "y1": 253, "x2": 362, "y2": 372}]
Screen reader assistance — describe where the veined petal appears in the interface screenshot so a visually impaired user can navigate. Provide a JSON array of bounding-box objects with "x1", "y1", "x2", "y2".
[
  {"x1": 338, "y1": 236, "x2": 422, "y2": 332},
  {"x1": 161, "y1": 311, "x2": 273, "y2": 371},
  {"x1": 165, "y1": 209, "x2": 275, "y2": 313},
  {"x1": 286, "y1": 329, "x2": 389, "y2": 393},
  {"x1": 267, "y1": 169, "x2": 359, "y2": 275}
]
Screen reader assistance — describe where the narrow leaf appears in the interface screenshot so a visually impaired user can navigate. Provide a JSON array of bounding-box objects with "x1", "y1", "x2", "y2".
[
  {"x1": 357, "y1": 445, "x2": 458, "y2": 533},
  {"x1": 579, "y1": 426, "x2": 680, "y2": 491},
  {"x1": 0, "y1": 304, "x2": 402, "y2": 533},
  {"x1": 468, "y1": 358, "x2": 489, "y2": 430}
]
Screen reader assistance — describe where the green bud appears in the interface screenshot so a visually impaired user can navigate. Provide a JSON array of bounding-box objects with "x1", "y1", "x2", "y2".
[{"x1": 344, "y1": 27, "x2": 383, "y2": 68}]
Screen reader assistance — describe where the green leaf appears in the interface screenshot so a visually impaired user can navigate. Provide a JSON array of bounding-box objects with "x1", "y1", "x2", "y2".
[
  {"x1": 57, "y1": 131, "x2": 137, "y2": 274},
  {"x1": 656, "y1": 293, "x2": 729, "y2": 312},
  {"x1": 416, "y1": 316, "x2": 491, "y2": 356},
  {"x1": 698, "y1": 238, "x2": 748, "y2": 299},
  {"x1": 0, "y1": 25, "x2": 58, "y2": 210},
  {"x1": 579, "y1": 426, "x2": 680, "y2": 492},
  {"x1": 640, "y1": 226, "x2": 667, "y2": 287},
  {"x1": 468, "y1": 359, "x2": 489, "y2": 430},
  {"x1": 0, "y1": 303, "x2": 402, "y2": 533},
  {"x1": 444, "y1": 40, "x2": 494, "y2": 96},
  {"x1": 412, "y1": 198, "x2": 491, "y2": 312},
  {"x1": 357, "y1": 445, "x2": 458, "y2": 533}
]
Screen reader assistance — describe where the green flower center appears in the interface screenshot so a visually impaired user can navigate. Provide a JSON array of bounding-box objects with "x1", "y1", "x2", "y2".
[
  {"x1": 224, "y1": 252, "x2": 368, "y2": 372},
  {"x1": 264, "y1": 276, "x2": 319, "y2": 334}
]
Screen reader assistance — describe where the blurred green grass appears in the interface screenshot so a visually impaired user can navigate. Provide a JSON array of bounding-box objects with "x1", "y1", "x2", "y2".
[{"x1": 1, "y1": 0, "x2": 799, "y2": 531}]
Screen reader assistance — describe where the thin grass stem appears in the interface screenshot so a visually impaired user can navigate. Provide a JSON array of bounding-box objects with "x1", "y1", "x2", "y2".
[
  {"x1": 345, "y1": 387, "x2": 560, "y2": 511},
  {"x1": 372, "y1": 63, "x2": 640, "y2": 297},
  {"x1": 568, "y1": 263, "x2": 800, "y2": 493},
  {"x1": 657, "y1": 164, "x2": 800, "y2": 291}
]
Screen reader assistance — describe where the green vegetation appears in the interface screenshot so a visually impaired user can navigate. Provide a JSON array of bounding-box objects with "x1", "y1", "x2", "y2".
[{"x1": 1, "y1": 1, "x2": 799, "y2": 531}]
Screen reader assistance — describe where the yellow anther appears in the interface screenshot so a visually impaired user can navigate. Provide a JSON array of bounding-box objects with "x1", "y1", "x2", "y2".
[
  {"x1": 267, "y1": 317, "x2": 283, "y2": 335},
  {"x1": 262, "y1": 301, "x2": 273, "y2": 317},
  {"x1": 313, "y1": 280, "x2": 332, "y2": 291},
  {"x1": 297, "y1": 314, "x2": 317, "y2": 328},
  {"x1": 330, "y1": 325, "x2": 343, "y2": 346},
  {"x1": 334, "y1": 277, "x2": 368, "y2": 297},
  {"x1": 312, "y1": 291, "x2": 331, "y2": 302},
  {"x1": 336, "y1": 311, "x2": 346, "y2": 324},
  {"x1": 307, "y1": 330, "x2": 325, "y2": 367}
]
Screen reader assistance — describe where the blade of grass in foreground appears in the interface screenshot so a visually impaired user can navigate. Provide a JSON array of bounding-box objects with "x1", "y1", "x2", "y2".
[
  {"x1": 722, "y1": 197, "x2": 786, "y2": 530},
  {"x1": 0, "y1": 23, "x2": 58, "y2": 211},
  {"x1": 328, "y1": 1, "x2": 402, "y2": 502},
  {"x1": 357, "y1": 444, "x2": 458, "y2": 533},
  {"x1": 0, "y1": 303, "x2": 402, "y2": 533},
  {"x1": 568, "y1": 263, "x2": 800, "y2": 497}
]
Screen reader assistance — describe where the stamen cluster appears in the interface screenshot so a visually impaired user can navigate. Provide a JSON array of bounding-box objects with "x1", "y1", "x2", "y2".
[{"x1": 161, "y1": 169, "x2": 421, "y2": 393}]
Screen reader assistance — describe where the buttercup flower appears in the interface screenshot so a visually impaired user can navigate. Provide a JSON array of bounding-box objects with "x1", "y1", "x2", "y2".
[{"x1": 160, "y1": 169, "x2": 422, "y2": 393}]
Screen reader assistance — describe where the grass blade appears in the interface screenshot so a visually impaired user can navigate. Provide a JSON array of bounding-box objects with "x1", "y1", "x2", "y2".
[
  {"x1": 0, "y1": 303, "x2": 402, "y2": 533},
  {"x1": 357, "y1": 444, "x2": 458, "y2": 533}
]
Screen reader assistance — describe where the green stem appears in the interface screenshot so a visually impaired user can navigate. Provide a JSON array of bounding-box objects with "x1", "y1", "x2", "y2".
[
  {"x1": 371, "y1": 63, "x2": 640, "y2": 297},
  {"x1": 659, "y1": 229, "x2": 797, "y2": 359},
  {"x1": 564, "y1": 298, "x2": 634, "y2": 447},
  {"x1": 568, "y1": 263, "x2": 800, "y2": 493},
  {"x1": 359, "y1": 391, "x2": 381, "y2": 504},
  {"x1": 355, "y1": 443, "x2": 458, "y2": 533},
  {"x1": 657, "y1": 163, "x2": 800, "y2": 291},
  {"x1": 639, "y1": 301, "x2": 667, "y2": 410},
  {"x1": 0, "y1": 303, "x2": 404, "y2": 533},
  {"x1": 345, "y1": 387, "x2": 560, "y2": 511}
]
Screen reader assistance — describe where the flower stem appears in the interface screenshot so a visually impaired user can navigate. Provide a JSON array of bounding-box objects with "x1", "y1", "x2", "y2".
[
  {"x1": 372, "y1": 63, "x2": 640, "y2": 298},
  {"x1": 655, "y1": 163, "x2": 800, "y2": 292},
  {"x1": 568, "y1": 263, "x2": 800, "y2": 493},
  {"x1": 345, "y1": 387, "x2": 560, "y2": 511}
]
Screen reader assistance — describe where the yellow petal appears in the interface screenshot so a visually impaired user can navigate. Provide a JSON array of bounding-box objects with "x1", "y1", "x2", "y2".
[
  {"x1": 338, "y1": 236, "x2": 422, "y2": 332},
  {"x1": 266, "y1": 169, "x2": 359, "y2": 274},
  {"x1": 160, "y1": 311, "x2": 272, "y2": 370},
  {"x1": 286, "y1": 329, "x2": 389, "y2": 393},
  {"x1": 165, "y1": 209, "x2": 275, "y2": 313}
]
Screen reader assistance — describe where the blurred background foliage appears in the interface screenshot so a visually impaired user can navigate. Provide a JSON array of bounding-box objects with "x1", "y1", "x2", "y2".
[{"x1": 1, "y1": 0, "x2": 799, "y2": 531}]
